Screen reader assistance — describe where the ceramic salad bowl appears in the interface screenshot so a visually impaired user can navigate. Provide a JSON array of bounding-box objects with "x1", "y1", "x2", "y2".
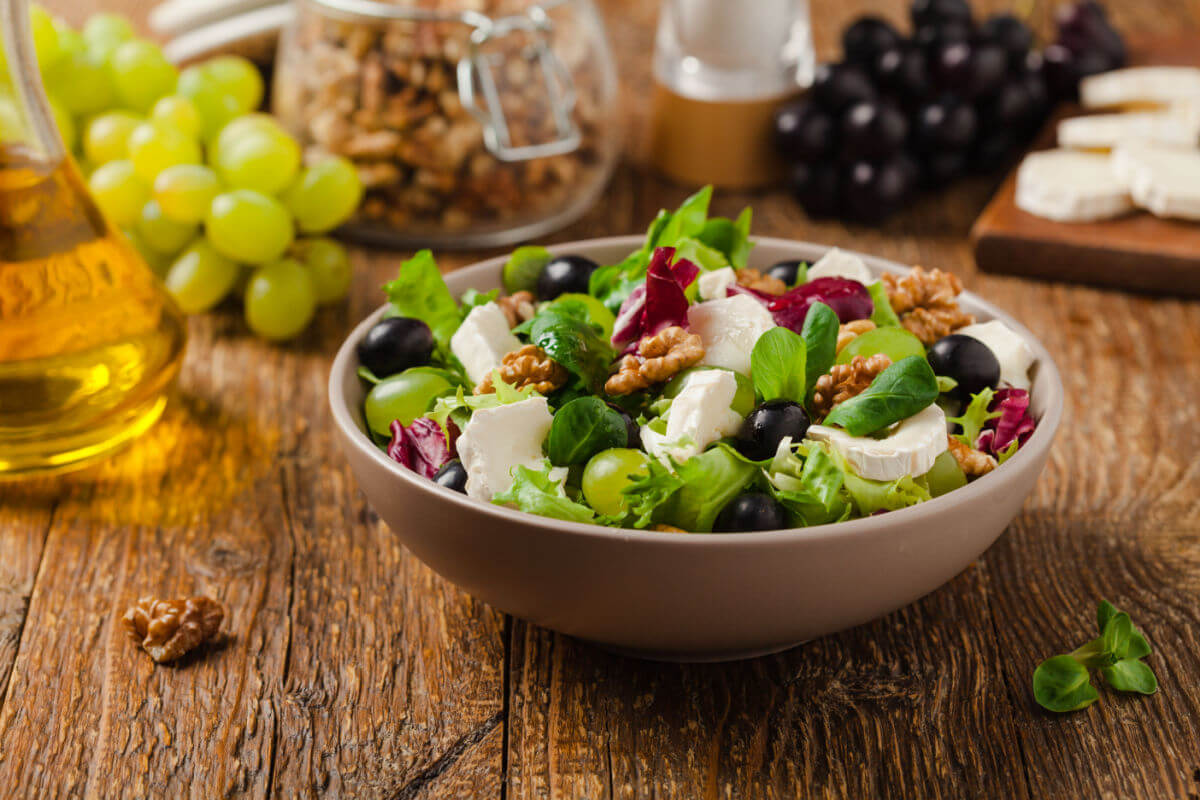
[{"x1": 329, "y1": 236, "x2": 1063, "y2": 661}]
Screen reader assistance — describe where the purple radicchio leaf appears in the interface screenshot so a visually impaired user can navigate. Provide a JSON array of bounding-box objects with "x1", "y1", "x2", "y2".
[
  {"x1": 611, "y1": 247, "x2": 699, "y2": 348},
  {"x1": 765, "y1": 277, "x2": 874, "y2": 332},
  {"x1": 975, "y1": 388, "x2": 1036, "y2": 456},
  {"x1": 387, "y1": 417, "x2": 458, "y2": 479}
]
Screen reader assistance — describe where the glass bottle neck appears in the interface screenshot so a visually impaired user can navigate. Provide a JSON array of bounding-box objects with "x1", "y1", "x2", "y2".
[{"x1": 1, "y1": 0, "x2": 65, "y2": 163}]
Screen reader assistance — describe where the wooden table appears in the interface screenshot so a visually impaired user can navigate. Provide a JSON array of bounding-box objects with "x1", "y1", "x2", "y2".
[{"x1": 3, "y1": 1, "x2": 1199, "y2": 797}]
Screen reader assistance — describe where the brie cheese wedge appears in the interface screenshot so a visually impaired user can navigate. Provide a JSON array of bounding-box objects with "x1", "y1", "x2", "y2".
[
  {"x1": 807, "y1": 248, "x2": 874, "y2": 285},
  {"x1": 1080, "y1": 67, "x2": 1200, "y2": 110},
  {"x1": 956, "y1": 320, "x2": 1035, "y2": 392},
  {"x1": 1111, "y1": 140, "x2": 1200, "y2": 220},
  {"x1": 1014, "y1": 149, "x2": 1133, "y2": 222},
  {"x1": 1057, "y1": 108, "x2": 1200, "y2": 150},
  {"x1": 806, "y1": 404, "x2": 948, "y2": 482}
]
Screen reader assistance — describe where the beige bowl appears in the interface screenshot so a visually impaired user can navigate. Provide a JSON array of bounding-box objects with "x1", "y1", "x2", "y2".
[{"x1": 329, "y1": 237, "x2": 1063, "y2": 661}]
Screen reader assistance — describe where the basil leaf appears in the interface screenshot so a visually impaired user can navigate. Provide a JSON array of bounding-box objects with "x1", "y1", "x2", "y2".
[
  {"x1": 525, "y1": 299, "x2": 615, "y2": 392},
  {"x1": 547, "y1": 397, "x2": 629, "y2": 466},
  {"x1": 1033, "y1": 655, "x2": 1100, "y2": 712},
  {"x1": 1100, "y1": 659, "x2": 1158, "y2": 695},
  {"x1": 868, "y1": 280, "x2": 901, "y2": 327},
  {"x1": 823, "y1": 355, "x2": 940, "y2": 436},
  {"x1": 383, "y1": 250, "x2": 461, "y2": 348},
  {"x1": 751, "y1": 326, "x2": 807, "y2": 403},
  {"x1": 493, "y1": 461, "x2": 595, "y2": 524},
  {"x1": 801, "y1": 301, "x2": 838, "y2": 401},
  {"x1": 655, "y1": 185, "x2": 712, "y2": 247}
]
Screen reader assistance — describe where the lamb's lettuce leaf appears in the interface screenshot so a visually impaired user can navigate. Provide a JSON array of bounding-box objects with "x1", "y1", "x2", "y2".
[
  {"x1": 823, "y1": 355, "x2": 939, "y2": 436},
  {"x1": 493, "y1": 461, "x2": 595, "y2": 524},
  {"x1": 695, "y1": 207, "x2": 753, "y2": 269},
  {"x1": 751, "y1": 326, "x2": 807, "y2": 404},
  {"x1": 524, "y1": 299, "x2": 614, "y2": 392}
]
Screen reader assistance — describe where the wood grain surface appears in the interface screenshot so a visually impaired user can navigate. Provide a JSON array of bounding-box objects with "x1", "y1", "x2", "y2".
[{"x1": 2, "y1": 1, "x2": 1199, "y2": 799}]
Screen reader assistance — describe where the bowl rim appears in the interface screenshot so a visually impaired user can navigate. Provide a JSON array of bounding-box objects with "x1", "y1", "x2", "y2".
[{"x1": 329, "y1": 234, "x2": 1064, "y2": 547}]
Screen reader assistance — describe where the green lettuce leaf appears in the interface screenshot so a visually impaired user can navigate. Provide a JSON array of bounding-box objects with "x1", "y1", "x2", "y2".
[
  {"x1": 694, "y1": 207, "x2": 753, "y2": 269},
  {"x1": 383, "y1": 250, "x2": 462, "y2": 348},
  {"x1": 766, "y1": 440, "x2": 850, "y2": 526},
  {"x1": 868, "y1": 280, "x2": 901, "y2": 327},
  {"x1": 493, "y1": 461, "x2": 595, "y2": 524},
  {"x1": 948, "y1": 387, "x2": 1001, "y2": 446},
  {"x1": 460, "y1": 287, "x2": 500, "y2": 313},
  {"x1": 801, "y1": 301, "x2": 839, "y2": 403},
  {"x1": 662, "y1": 445, "x2": 759, "y2": 532},
  {"x1": 823, "y1": 440, "x2": 931, "y2": 514},
  {"x1": 429, "y1": 376, "x2": 537, "y2": 431}
]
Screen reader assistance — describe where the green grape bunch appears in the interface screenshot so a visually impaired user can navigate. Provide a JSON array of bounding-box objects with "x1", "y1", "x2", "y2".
[{"x1": 7, "y1": 8, "x2": 365, "y2": 342}]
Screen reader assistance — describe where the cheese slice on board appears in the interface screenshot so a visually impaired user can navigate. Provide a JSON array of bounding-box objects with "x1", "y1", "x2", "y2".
[
  {"x1": 1111, "y1": 141, "x2": 1200, "y2": 220},
  {"x1": 1080, "y1": 67, "x2": 1200, "y2": 109},
  {"x1": 1057, "y1": 108, "x2": 1200, "y2": 150},
  {"x1": 1014, "y1": 149, "x2": 1133, "y2": 223}
]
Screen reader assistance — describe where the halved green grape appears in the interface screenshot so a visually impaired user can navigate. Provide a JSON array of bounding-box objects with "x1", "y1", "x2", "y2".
[
  {"x1": 206, "y1": 189, "x2": 294, "y2": 264},
  {"x1": 165, "y1": 239, "x2": 239, "y2": 314},
  {"x1": 292, "y1": 237, "x2": 351, "y2": 305},
  {"x1": 153, "y1": 163, "x2": 220, "y2": 223},
  {"x1": 150, "y1": 95, "x2": 202, "y2": 141},
  {"x1": 363, "y1": 369, "x2": 457, "y2": 435},
  {"x1": 127, "y1": 121, "x2": 201, "y2": 183},
  {"x1": 135, "y1": 199, "x2": 196, "y2": 255},
  {"x1": 88, "y1": 159, "x2": 147, "y2": 227},
  {"x1": 83, "y1": 111, "x2": 141, "y2": 164},
  {"x1": 282, "y1": 156, "x2": 362, "y2": 233},
  {"x1": 44, "y1": 49, "x2": 113, "y2": 115},
  {"x1": 46, "y1": 94, "x2": 75, "y2": 151},
  {"x1": 835, "y1": 325, "x2": 926, "y2": 366},
  {"x1": 243, "y1": 258, "x2": 316, "y2": 341},
  {"x1": 215, "y1": 128, "x2": 300, "y2": 194},
  {"x1": 201, "y1": 56, "x2": 264, "y2": 113},
  {"x1": 664, "y1": 367, "x2": 756, "y2": 416},
  {"x1": 582, "y1": 448, "x2": 651, "y2": 517},
  {"x1": 82, "y1": 12, "x2": 134, "y2": 59},
  {"x1": 110, "y1": 39, "x2": 177, "y2": 113}
]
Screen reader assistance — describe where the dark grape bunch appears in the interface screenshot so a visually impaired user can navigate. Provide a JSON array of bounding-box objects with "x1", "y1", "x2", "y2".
[{"x1": 774, "y1": 0, "x2": 1125, "y2": 224}]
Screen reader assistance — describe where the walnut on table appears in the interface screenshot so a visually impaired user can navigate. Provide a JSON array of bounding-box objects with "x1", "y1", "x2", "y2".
[
  {"x1": 810, "y1": 354, "x2": 893, "y2": 419},
  {"x1": 836, "y1": 319, "x2": 876, "y2": 353},
  {"x1": 735, "y1": 268, "x2": 787, "y2": 296},
  {"x1": 881, "y1": 266, "x2": 975, "y2": 345},
  {"x1": 475, "y1": 344, "x2": 568, "y2": 395},
  {"x1": 123, "y1": 596, "x2": 224, "y2": 664},
  {"x1": 947, "y1": 435, "x2": 997, "y2": 477},
  {"x1": 496, "y1": 291, "x2": 536, "y2": 328},
  {"x1": 605, "y1": 326, "x2": 704, "y2": 395}
]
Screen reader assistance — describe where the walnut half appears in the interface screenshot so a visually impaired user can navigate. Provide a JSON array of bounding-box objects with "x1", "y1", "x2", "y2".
[
  {"x1": 475, "y1": 344, "x2": 567, "y2": 395},
  {"x1": 947, "y1": 435, "x2": 997, "y2": 477},
  {"x1": 123, "y1": 596, "x2": 224, "y2": 664},
  {"x1": 811, "y1": 354, "x2": 893, "y2": 419},
  {"x1": 605, "y1": 326, "x2": 704, "y2": 395},
  {"x1": 881, "y1": 266, "x2": 975, "y2": 345}
]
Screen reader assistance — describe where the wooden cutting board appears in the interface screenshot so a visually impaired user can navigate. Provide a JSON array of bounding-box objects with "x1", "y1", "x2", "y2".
[{"x1": 971, "y1": 35, "x2": 1200, "y2": 296}]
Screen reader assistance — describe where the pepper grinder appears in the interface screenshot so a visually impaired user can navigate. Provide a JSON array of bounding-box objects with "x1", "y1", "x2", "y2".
[{"x1": 648, "y1": 0, "x2": 814, "y2": 188}]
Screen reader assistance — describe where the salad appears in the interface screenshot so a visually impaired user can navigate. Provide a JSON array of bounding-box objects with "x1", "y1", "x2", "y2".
[{"x1": 355, "y1": 187, "x2": 1039, "y2": 533}]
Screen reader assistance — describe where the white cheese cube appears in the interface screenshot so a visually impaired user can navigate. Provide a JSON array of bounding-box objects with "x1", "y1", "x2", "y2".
[
  {"x1": 641, "y1": 369, "x2": 743, "y2": 465},
  {"x1": 450, "y1": 302, "x2": 523, "y2": 385},
  {"x1": 956, "y1": 320, "x2": 1036, "y2": 392},
  {"x1": 806, "y1": 404, "x2": 948, "y2": 482},
  {"x1": 456, "y1": 397, "x2": 561, "y2": 501},
  {"x1": 687, "y1": 294, "x2": 776, "y2": 376},
  {"x1": 698, "y1": 267, "x2": 737, "y2": 301},
  {"x1": 807, "y1": 248, "x2": 873, "y2": 285}
]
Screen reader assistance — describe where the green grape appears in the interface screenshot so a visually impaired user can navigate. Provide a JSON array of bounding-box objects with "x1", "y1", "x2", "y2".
[
  {"x1": 243, "y1": 258, "x2": 316, "y2": 341},
  {"x1": 30, "y1": 6, "x2": 62, "y2": 69},
  {"x1": 150, "y1": 95, "x2": 202, "y2": 141},
  {"x1": 44, "y1": 48, "x2": 114, "y2": 116},
  {"x1": 0, "y1": 95, "x2": 25, "y2": 140},
  {"x1": 88, "y1": 159, "x2": 147, "y2": 227},
  {"x1": 122, "y1": 226, "x2": 172, "y2": 277},
  {"x1": 925, "y1": 449, "x2": 967, "y2": 497},
  {"x1": 363, "y1": 370, "x2": 456, "y2": 435},
  {"x1": 53, "y1": 18, "x2": 86, "y2": 60},
  {"x1": 211, "y1": 113, "x2": 283, "y2": 162},
  {"x1": 283, "y1": 156, "x2": 363, "y2": 234},
  {"x1": 127, "y1": 121, "x2": 201, "y2": 183},
  {"x1": 835, "y1": 326, "x2": 926, "y2": 366},
  {"x1": 582, "y1": 448, "x2": 651, "y2": 516},
  {"x1": 292, "y1": 237, "x2": 351, "y2": 305},
  {"x1": 110, "y1": 39, "x2": 177, "y2": 113},
  {"x1": 136, "y1": 199, "x2": 196, "y2": 254},
  {"x1": 153, "y1": 163, "x2": 220, "y2": 223},
  {"x1": 202, "y1": 55, "x2": 264, "y2": 113},
  {"x1": 215, "y1": 128, "x2": 299, "y2": 194},
  {"x1": 47, "y1": 94, "x2": 75, "y2": 152},
  {"x1": 179, "y1": 79, "x2": 242, "y2": 142},
  {"x1": 165, "y1": 239, "x2": 239, "y2": 314},
  {"x1": 83, "y1": 111, "x2": 141, "y2": 164},
  {"x1": 82, "y1": 12, "x2": 134, "y2": 59},
  {"x1": 206, "y1": 189, "x2": 294, "y2": 264}
]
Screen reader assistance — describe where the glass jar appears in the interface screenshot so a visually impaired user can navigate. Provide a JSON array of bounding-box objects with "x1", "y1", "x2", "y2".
[{"x1": 272, "y1": 0, "x2": 619, "y2": 249}]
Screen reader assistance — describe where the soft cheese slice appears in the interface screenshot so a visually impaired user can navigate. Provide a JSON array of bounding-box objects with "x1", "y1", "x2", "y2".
[
  {"x1": 1111, "y1": 140, "x2": 1200, "y2": 220},
  {"x1": 450, "y1": 301, "x2": 522, "y2": 385},
  {"x1": 1057, "y1": 108, "x2": 1200, "y2": 150},
  {"x1": 1014, "y1": 149, "x2": 1133, "y2": 222},
  {"x1": 807, "y1": 248, "x2": 874, "y2": 285},
  {"x1": 1080, "y1": 67, "x2": 1200, "y2": 109},
  {"x1": 806, "y1": 404, "x2": 948, "y2": 482},
  {"x1": 641, "y1": 369, "x2": 743, "y2": 465},
  {"x1": 456, "y1": 397, "x2": 562, "y2": 501},
  {"x1": 698, "y1": 267, "x2": 737, "y2": 301},
  {"x1": 956, "y1": 320, "x2": 1035, "y2": 392},
  {"x1": 688, "y1": 294, "x2": 776, "y2": 376}
]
